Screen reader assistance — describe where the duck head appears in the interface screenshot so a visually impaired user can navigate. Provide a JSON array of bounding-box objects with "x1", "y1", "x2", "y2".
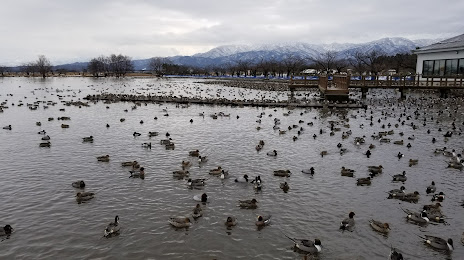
[
  {"x1": 349, "y1": 212, "x2": 355, "y2": 218},
  {"x1": 79, "y1": 181, "x2": 85, "y2": 188},
  {"x1": 3, "y1": 225, "x2": 13, "y2": 234},
  {"x1": 201, "y1": 193, "x2": 208, "y2": 202},
  {"x1": 447, "y1": 238, "x2": 454, "y2": 250}
]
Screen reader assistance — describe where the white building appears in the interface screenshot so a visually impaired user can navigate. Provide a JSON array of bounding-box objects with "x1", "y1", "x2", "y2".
[{"x1": 414, "y1": 33, "x2": 464, "y2": 77}]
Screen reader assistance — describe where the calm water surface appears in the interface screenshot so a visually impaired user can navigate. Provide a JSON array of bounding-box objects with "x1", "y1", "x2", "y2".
[{"x1": 0, "y1": 77, "x2": 463, "y2": 260}]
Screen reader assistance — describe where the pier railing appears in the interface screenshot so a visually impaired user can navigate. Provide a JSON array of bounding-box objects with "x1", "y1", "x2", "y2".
[{"x1": 289, "y1": 75, "x2": 464, "y2": 89}]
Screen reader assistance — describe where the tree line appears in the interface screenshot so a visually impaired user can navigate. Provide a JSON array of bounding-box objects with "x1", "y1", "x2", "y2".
[{"x1": 0, "y1": 51, "x2": 417, "y2": 78}]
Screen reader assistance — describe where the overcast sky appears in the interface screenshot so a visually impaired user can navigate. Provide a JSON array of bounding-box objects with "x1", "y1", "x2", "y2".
[{"x1": 1, "y1": 0, "x2": 463, "y2": 66}]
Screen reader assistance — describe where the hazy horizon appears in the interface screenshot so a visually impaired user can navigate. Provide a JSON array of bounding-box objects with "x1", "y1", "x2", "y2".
[{"x1": 1, "y1": 0, "x2": 463, "y2": 66}]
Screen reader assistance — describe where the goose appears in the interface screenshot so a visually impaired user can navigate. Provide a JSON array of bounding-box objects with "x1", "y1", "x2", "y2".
[
  {"x1": 369, "y1": 220, "x2": 390, "y2": 234},
  {"x1": 168, "y1": 217, "x2": 191, "y2": 228},
  {"x1": 235, "y1": 174, "x2": 249, "y2": 183},
  {"x1": 280, "y1": 182, "x2": 289, "y2": 192},
  {"x1": 191, "y1": 204, "x2": 202, "y2": 219},
  {"x1": 405, "y1": 210, "x2": 429, "y2": 224},
  {"x1": 340, "y1": 212, "x2": 355, "y2": 231},
  {"x1": 41, "y1": 135, "x2": 50, "y2": 140},
  {"x1": 72, "y1": 180, "x2": 85, "y2": 188},
  {"x1": 389, "y1": 247, "x2": 404, "y2": 260},
  {"x1": 356, "y1": 177, "x2": 371, "y2": 186},
  {"x1": 0, "y1": 225, "x2": 13, "y2": 236},
  {"x1": 421, "y1": 235, "x2": 454, "y2": 251},
  {"x1": 266, "y1": 150, "x2": 277, "y2": 156},
  {"x1": 392, "y1": 171, "x2": 407, "y2": 182},
  {"x1": 239, "y1": 199, "x2": 257, "y2": 209},
  {"x1": 225, "y1": 217, "x2": 237, "y2": 227},
  {"x1": 255, "y1": 215, "x2": 271, "y2": 227},
  {"x1": 97, "y1": 155, "x2": 110, "y2": 162},
  {"x1": 104, "y1": 216, "x2": 120, "y2": 237},
  {"x1": 426, "y1": 181, "x2": 436, "y2": 194},
  {"x1": 287, "y1": 237, "x2": 322, "y2": 254},
  {"x1": 193, "y1": 193, "x2": 208, "y2": 202},
  {"x1": 341, "y1": 167, "x2": 355, "y2": 177},
  {"x1": 273, "y1": 170, "x2": 291, "y2": 177}
]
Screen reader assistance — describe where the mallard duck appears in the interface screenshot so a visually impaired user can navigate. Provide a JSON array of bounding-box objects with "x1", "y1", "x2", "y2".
[
  {"x1": 392, "y1": 171, "x2": 407, "y2": 182},
  {"x1": 235, "y1": 174, "x2": 249, "y2": 183},
  {"x1": 286, "y1": 236, "x2": 322, "y2": 254},
  {"x1": 369, "y1": 219, "x2": 390, "y2": 234},
  {"x1": 420, "y1": 235, "x2": 454, "y2": 251},
  {"x1": 104, "y1": 216, "x2": 120, "y2": 237},
  {"x1": 82, "y1": 136, "x2": 93, "y2": 142},
  {"x1": 341, "y1": 167, "x2": 355, "y2": 177},
  {"x1": 255, "y1": 215, "x2": 271, "y2": 227},
  {"x1": 172, "y1": 170, "x2": 189, "y2": 178},
  {"x1": 97, "y1": 155, "x2": 110, "y2": 162},
  {"x1": 280, "y1": 182, "x2": 289, "y2": 192},
  {"x1": 356, "y1": 177, "x2": 371, "y2": 186},
  {"x1": 273, "y1": 170, "x2": 291, "y2": 177},
  {"x1": 193, "y1": 193, "x2": 208, "y2": 202},
  {"x1": 239, "y1": 199, "x2": 257, "y2": 209},
  {"x1": 389, "y1": 247, "x2": 404, "y2": 260},
  {"x1": 72, "y1": 180, "x2": 85, "y2": 188},
  {"x1": 168, "y1": 217, "x2": 191, "y2": 228},
  {"x1": 191, "y1": 204, "x2": 202, "y2": 218},
  {"x1": 408, "y1": 159, "x2": 418, "y2": 167},
  {"x1": 189, "y1": 150, "x2": 200, "y2": 157},
  {"x1": 225, "y1": 217, "x2": 237, "y2": 227},
  {"x1": 0, "y1": 225, "x2": 13, "y2": 236},
  {"x1": 340, "y1": 212, "x2": 355, "y2": 231}
]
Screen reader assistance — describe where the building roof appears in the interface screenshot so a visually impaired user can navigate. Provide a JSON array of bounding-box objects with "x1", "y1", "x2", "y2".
[{"x1": 415, "y1": 33, "x2": 464, "y2": 53}]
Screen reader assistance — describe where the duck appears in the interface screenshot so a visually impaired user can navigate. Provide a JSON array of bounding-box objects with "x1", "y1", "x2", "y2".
[
  {"x1": 82, "y1": 136, "x2": 93, "y2": 142},
  {"x1": 193, "y1": 193, "x2": 208, "y2": 203},
  {"x1": 431, "y1": 192, "x2": 445, "y2": 202},
  {"x1": 121, "y1": 161, "x2": 139, "y2": 167},
  {"x1": 72, "y1": 180, "x2": 85, "y2": 188},
  {"x1": 368, "y1": 165, "x2": 383, "y2": 176},
  {"x1": 408, "y1": 159, "x2": 418, "y2": 166},
  {"x1": 168, "y1": 217, "x2": 191, "y2": 228},
  {"x1": 148, "y1": 131, "x2": 159, "y2": 137},
  {"x1": 172, "y1": 170, "x2": 189, "y2": 178},
  {"x1": 39, "y1": 141, "x2": 51, "y2": 147},
  {"x1": 320, "y1": 150, "x2": 327, "y2": 157},
  {"x1": 133, "y1": 132, "x2": 141, "y2": 137},
  {"x1": 141, "y1": 142, "x2": 152, "y2": 149},
  {"x1": 181, "y1": 160, "x2": 192, "y2": 169},
  {"x1": 356, "y1": 177, "x2": 371, "y2": 186},
  {"x1": 255, "y1": 215, "x2": 271, "y2": 227},
  {"x1": 191, "y1": 204, "x2": 202, "y2": 219},
  {"x1": 97, "y1": 155, "x2": 110, "y2": 162},
  {"x1": 0, "y1": 225, "x2": 13, "y2": 236},
  {"x1": 129, "y1": 167, "x2": 145, "y2": 178},
  {"x1": 302, "y1": 167, "x2": 315, "y2": 175},
  {"x1": 388, "y1": 186, "x2": 406, "y2": 199},
  {"x1": 280, "y1": 182, "x2": 289, "y2": 192},
  {"x1": 266, "y1": 150, "x2": 277, "y2": 156},
  {"x1": 37, "y1": 130, "x2": 46, "y2": 135},
  {"x1": 239, "y1": 199, "x2": 258, "y2": 209},
  {"x1": 392, "y1": 171, "x2": 407, "y2": 182},
  {"x1": 76, "y1": 192, "x2": 94, "y2": 202},
  {"x1": 198, "y1": 156, "x2": 208, "y2": 163},
  {"x1": 189, "y1": 150, "x2": 200, "y2": 157},
  {"x1": 400, "y1": 191, "x2": 420, "y2": 203},
  {"x1": 273, "y1": 170, "x2": 291, "y2": 177},
  {"x1": 41, "y1": 135, "x2": 50, "y2": 140},
  {"x1": 104, "y1": 216, "x2": 120, "y2": 237},
  {"x1": 405, "y1": 210, "x2": 429, "y2": 225},
  {"x1": 397, "y1": 152, "x2": 404, "y2": 159},
  {"x1": 235, "y1": 174, "x2": 249, "y2": 183},
  {"x1": 341, "y1": 167, "x2": 355, "y2": 177},
  {"x1": 187, "y1": 178, "x2": 206, "y2": 188},
  {"x1": 209, "y1": 166, "x2": 223, "y2": 175},
  {"x1": 426, "y1": 181, "x2": 436, "y2": 194},
  {"x1": 287, "y1": 237, "x2": 322, "y2": 254},
  {"x1": 225, "y1": 217, "x2": 237, "y2": 227},
  {"x1": 389, "y1": 247, "x2": 404, "y2": 260},
  {"x1": 421, "y1": 235, "x2": 454, "y2": 251},
  {"x1": 393, "y1": 140, "x2": 404, "y2": 145},
  {"x1": 253, "y1": 180, "x2": 262, "y2": 191},
  {"x1": 369, "y1": 219, "x2": 390, "y2": 234},
  {"x1": 2, "y1": 125, "x2": 11, "y2": 130},
  {"x1": 340, "y1": 212, "x2": 355, "y2": 231}
]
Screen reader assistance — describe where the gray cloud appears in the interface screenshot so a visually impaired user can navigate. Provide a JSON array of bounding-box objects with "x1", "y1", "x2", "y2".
[{"x1": 0, "y1": 0, "x2": 463, "y2": 65}]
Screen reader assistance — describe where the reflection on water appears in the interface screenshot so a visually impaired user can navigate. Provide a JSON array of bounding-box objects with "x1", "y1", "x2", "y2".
[{"x1": 0, "y1": 77, "x2": 463, "y2": 259}]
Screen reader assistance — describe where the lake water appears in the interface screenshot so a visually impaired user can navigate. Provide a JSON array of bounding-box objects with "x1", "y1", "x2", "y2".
[{"x1": 0, "y1": 77, "x2": 463, "y2": 260}]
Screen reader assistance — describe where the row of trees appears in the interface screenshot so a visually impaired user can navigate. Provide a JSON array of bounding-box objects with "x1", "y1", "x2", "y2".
[
  {"x1": 16, "y1": 55, "x2": 52, "y2": 78},
  {"x1": 87, "y1": 54, "x2": 134, "y2": 77}
]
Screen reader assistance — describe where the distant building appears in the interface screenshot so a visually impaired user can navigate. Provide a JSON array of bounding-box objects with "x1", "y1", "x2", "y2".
[{"x1": 414, "y1": 33, "x2": 464, "y2": 77}]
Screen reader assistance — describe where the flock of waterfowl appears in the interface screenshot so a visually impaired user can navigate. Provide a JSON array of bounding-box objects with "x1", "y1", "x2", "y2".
[{"x1": 1, "y1": 77, "x2": 464, "y2": 259}]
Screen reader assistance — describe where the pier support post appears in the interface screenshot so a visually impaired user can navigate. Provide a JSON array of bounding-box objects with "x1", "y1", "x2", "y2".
[
  {"x1": 361, "y1": 87, "x2": 368, "y2": 99},
  {"x1": 399, "y1": 87, "x2": 405, "y2": 99},
  {"x1": 439, "y1": 89, "x2": 449, "y2": 98}
]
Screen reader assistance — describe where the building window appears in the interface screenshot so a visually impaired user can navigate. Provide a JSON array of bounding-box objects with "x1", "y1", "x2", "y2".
[
  {"x1": 445, "y1": 59, "x2": 458, "y2": 75},
  {"x1": 459, "y1": 59, "x2": 464, "y2": 74},
  {"x1": 423, "y1": 59, "x2": 462, "y2": 76},
  {"x1": 423, "y1": 60, "x2": 433, "y2": 75}
]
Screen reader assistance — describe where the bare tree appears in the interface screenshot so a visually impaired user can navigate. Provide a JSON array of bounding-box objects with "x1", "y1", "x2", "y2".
[
  {"x1": 148, "y1": 57, "x2": 171, "y2": 76},
  {"x1": 310, "y1": 50, "x2": 338, "y2": 73},
  {"x1": 88, "y1": 56, "x2": 108, "y2": 77},
  {"x1": 352, "y1": 50, "x2": 385, "y2": 75},
  {"x1": 0, "y1": 65, "x2": 6, "y2": 76},
  {"x1": 109, "y1": 54, "x2": 133, "y2": 77},
  {"x1": 283, "y1": 54, "x2": 304, "y2": 78},
  {"x1": 236, "y1": 59, "x2": 251, "y2": 77},
  {"x1": 36, "y1": 55, "x2": 52, "y2": 78},
  {"x1": 349, "y1": 52, "x2": 366, "y2": 75}
]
